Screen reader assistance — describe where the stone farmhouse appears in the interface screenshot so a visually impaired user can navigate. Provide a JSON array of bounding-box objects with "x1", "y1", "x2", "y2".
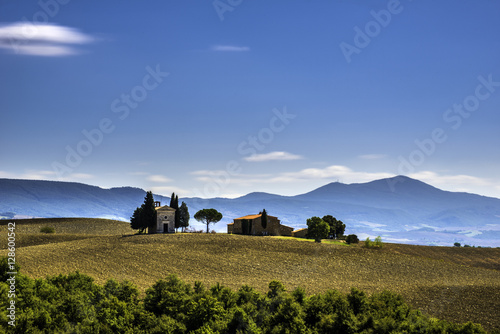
[
  {"x1": 228, "y1": 213, "x2": 294, "y2": 236},
  {"x1": 292, "y1": 228, "x2": 308, "y2": 238},
  {"x1": 149, "y1": 201, "x2": 175, "y2": 234}
]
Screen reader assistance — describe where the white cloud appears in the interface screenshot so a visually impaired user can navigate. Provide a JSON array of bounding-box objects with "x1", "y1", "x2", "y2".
[
  {"x1": 244, "y1": 151, "x2": 303, "y2": 162},
  {"x1": 150, "y1": 186, "x2": 190, "y2": 197},
  {"x1": 409, "y1": 171, "x2": 490, "y2": 188},
  {"x1": 147, "y1": 175, "x2": 172, "y2": 183},
  {"x1": 191, "y1": 165, "x2": 394, "y2": 187},
  {"x1": 269, "y1": 165, "x2": 394, "y2": 184},
  {"x1": 0, "y1": 22, "x2": 94, "y2": 56},
  {"x1": 18, "y1": 170, "x2": 57, "y2": 180},
  {"x1": 191, "y1": 170, "x2": 271, "y2": 187},
  {"x1": 0, "y1": 170, "x2": 94, "y2": 182},
  {"x1": 212, "y1": 45, "x2": 250, "y2": 52},
  {"x1": 407, "y1": 171, "x2": 500, "y2": 198},
  {"x1": 0, "y1": 171, "x2": 12, "y2": 178},
  {"x1": 358, "y1": 154, "x2": 387, "y2": 160}
]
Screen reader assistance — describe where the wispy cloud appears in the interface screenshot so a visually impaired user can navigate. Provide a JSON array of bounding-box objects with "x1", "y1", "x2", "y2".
[
  {"x1": 192, "y1": 165, "x2": 394, "y2": 186},
  {"x1": 147, "y1": 174, "x2": 172, "y2": 183},
  {"x1": 0, "y1": 22, "x2": 94, "y2": 56},
  {"x1": 358, "y1": 154, "x2": 387, "y2": 160},
  {"x1": 0, "y1": 170, "x2": 93, "y2": 181},
  {"x1": 190, "y1": 167, "x2": 499, "y2": 198},
  {"x1": 244, "y1": 151, "x2": 303, "y2": 162},
  {"x1": 128, "y1": 171, "x2": 149, "y2": 176},
  {"x1": 408, "y1": 171, "x2": 492, "y2": 191},
  {"x1": 211, "y1": 45, "x2": 250, "y2": 52},
  {"x1": 150, "y1": 186, "x2": 190, "y2": 197},
  {"x1": 268, "y1": 165, "x2": 394, "y2": 183}
]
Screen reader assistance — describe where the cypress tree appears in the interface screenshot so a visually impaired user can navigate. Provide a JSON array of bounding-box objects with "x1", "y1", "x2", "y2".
[
  {"x1": 169, "y1": 192, "x2": 176, "y2": 208},
  {"x1": 143, "y1": 191, "x2": 157, "y2": 233},
  {"x1": 260, "y1": 209, "x2": 268, "y2": 229},
  {"x1": 178, "y1": 201, "x2": 190, "y2": 232},
  {"x1": 170, "y1": 194, "x2": 180, "y2": 231}
]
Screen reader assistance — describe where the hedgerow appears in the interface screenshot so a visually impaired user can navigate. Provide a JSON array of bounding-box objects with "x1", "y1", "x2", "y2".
[{"x1": 0, "y1": 257, "x2": 487, "y2": 333}]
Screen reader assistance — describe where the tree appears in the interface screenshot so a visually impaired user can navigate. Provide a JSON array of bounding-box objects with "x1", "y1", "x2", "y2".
[
  {"x1": 345, "y1": 234, "x2": 359, "y2": 244},
  {"x1": 260, "y1": 209, "x2": 268, "y2": 229},
  {"x1": 130, "y1": 206, "x2": 144, "y2": 232},
  {"x1": 130, "y1": 191, "x2": 157, "y2": 233},
  {"x1": 306, "y1": 216, "x2": 330, "y2": 243},
  {"x1": 194, "y1": 209, "x2": 223, "y2": 233},
  {"x1": 174, "y1": 195, "x2": 180, "y2": 229},
  {"x1": 454, "y1": 242, "x2": 461, "y2": 247},
  {"x1": 322, "y1": 215, "x2": 346, "y2": 239},
  {"x1": 178, "y1": 202, "x2": 190, "y2": 232},
  {"x1": 143, "y1": 191, "x2": 157, "y2": 233},
  {"x1": 169, "y1": 192, "x2": 176, "y2": 208},
  {"x1": 169, "y1": 192, "x2": 181, "y2": 231}
]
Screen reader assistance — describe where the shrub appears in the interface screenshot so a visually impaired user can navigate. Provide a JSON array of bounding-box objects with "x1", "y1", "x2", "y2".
[
  {"x1": 454, "y1": 242, "x2": 461, "y2": 247},
  {"x1": 345, "y1": 234, "x2": 359, "y2": 244},
  {"x1": 364, "y1": 236, "x2": 383, "y2": 249},
  {"x1": 374, "y1": 236, "x2": 383, "y2": 248},
  {"x1": 40, "y1": 226, "x2": 55, "y2": 233},
  {"x1": 364, "y1": 237, "x2": 372, "y2": 248}
]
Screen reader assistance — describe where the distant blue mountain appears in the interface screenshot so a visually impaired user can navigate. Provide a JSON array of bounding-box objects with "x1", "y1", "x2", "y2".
[
  {"x1": 1, "y1": 176, "x2": 499, "y2": 246},
  {"x1": 0, "y1": 178, "x2": 168, "y2": 221}
]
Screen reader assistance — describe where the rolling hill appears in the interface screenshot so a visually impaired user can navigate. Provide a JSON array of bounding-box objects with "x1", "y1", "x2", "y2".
[
  {"x1": 1, "y1": 176, "x2": 500, "y2": 246},
  {"x1": 1, "y1": 218, "x2": 499, "y2": 332}
]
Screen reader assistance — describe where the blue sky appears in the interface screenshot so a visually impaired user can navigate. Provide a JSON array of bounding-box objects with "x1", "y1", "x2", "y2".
[{"x1": 1, "y1": 0, "x2": 500, "y2": 199}]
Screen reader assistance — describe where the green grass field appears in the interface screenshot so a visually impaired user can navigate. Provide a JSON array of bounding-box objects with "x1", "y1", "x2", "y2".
[{"x1": 1, "y1": 218, "x2": 500, "y2": 332}]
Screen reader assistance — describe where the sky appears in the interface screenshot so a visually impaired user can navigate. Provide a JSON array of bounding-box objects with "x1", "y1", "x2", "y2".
[{"x1": 1, "y1": 0, "x2": 500, "y2": 199}]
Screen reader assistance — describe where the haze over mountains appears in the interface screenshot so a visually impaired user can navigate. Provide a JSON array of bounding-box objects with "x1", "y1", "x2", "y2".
[{"x1": 1, "y1": 176, "x2": 499, "y2": 247}]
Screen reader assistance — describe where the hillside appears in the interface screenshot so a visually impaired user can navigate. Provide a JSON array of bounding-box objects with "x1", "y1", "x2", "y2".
[
  {"x1": 2, "y1": 218, "x2": 499, "y2": 332},
  {"x1": 0, "y1": 178, "x2": 171, "y2": 220},
  {"x1": 2, "y1": 177, "x2": 500, "y2": 246}
]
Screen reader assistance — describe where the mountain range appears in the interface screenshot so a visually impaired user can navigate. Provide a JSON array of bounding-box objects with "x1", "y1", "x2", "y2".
[{"x1": 1, "y1": 176, "x2": 499, "y2": 247}]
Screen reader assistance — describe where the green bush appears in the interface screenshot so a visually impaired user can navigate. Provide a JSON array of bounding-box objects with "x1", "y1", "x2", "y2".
[
  {"x1": 364, "y1": 237, "x2": 372, "y2": 248},
  {"x1": 374, "y1": 236, "x2": 383, "y2": 248},
  {"x1": 40, "y1": 226, "x2": 55, "y2": 233},
  {"x1": 0, "y1": 259, "x2": 488, "y2": 334},
  {"x1": 345, "y1": 234, "x2": 359, "y2": 244},
  {"x1": 364, "y1": 236, "x2": 383, "y2": 249}
]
